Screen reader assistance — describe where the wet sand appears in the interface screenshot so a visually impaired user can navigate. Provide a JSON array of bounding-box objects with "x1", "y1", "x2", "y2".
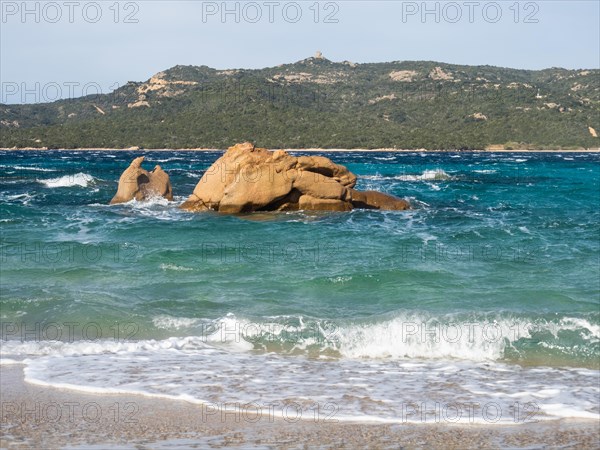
[{"x1": 1, "y1": 365, "x2": 598, "y2": 449}]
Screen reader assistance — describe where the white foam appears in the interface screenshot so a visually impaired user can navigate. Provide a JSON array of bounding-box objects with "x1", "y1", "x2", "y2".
[
  {"x1": 6, "y1": 313, "x2": 596, "y2": 364},
  {"x1": 539, "y1": 404, "x2": 600, "y2": 420},
  {"x1": 396, "y1": 169, "x2": 452, "y2": 181},
  {"x1": 3, "y1": 193, "x2": 35, "y2": 205},
  {"x1": 122, "y1": 196, "x2": 172, "y2": 208},
  {"x1": 160, "y1": 263, "x2": 194, "y2": 272},
  {"x1": 335, "y1": 315, "x2": 517, "y2": 361},
  {"x1": 363, "y1": 169, "x2": 453, "y2": 182},
  {"x1": 17, "y1": 346, "x2": 600, "y2": 425},
  {"x1": 2, "y1": 165, "x2": 56, "y2": 172},
  {"x1": 0, "y1": 337, "x2": 214, "y2": 358},
  {"x1": 203, "y1": 315, "x2": 257, "y2": 351},
  {"x1": 152, "y1": 315, "x2": 201, "y2": 330},
  {"x1": 518, "y1": 226, "x2": 532, "y2": 234},
  {"x1": 3, "y1": 313, "x2": 599, "y2": 424},
  {"x1": 328, "y1": 276, "x2": 352, "y2": 284},
  {"x1": 110, "y1": 197, "x2": 192, "y2": 221},
  {"x1": 153, "y1": 157, "x2": 186, "y2": 163},
  {"x1": 417, "y1": 233, "x2": 437, "y2": 244},
  {"x1": 361, "y1": 174, "x2": 386, "y2": 181},
  {"x1": 557, "y1": 317, "x2": 600, "y2": 341},
  {"x1": 39, "y1": 173, "x2": 95, "y2": 188}
]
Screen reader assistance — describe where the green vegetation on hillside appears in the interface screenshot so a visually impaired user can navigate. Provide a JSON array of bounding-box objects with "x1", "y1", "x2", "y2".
[{"x1": 1, "y1": 58, "x2": 598, "y2": 149}]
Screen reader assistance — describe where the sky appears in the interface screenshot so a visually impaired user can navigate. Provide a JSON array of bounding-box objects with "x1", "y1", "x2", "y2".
[{"x1": 1, "y1": 0, "x2": 599, "y2": 103}]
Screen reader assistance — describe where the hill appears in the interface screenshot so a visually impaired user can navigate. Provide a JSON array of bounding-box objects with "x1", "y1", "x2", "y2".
[{"x1": 1, "y1": 55, "x2": 598, "y2": 149}]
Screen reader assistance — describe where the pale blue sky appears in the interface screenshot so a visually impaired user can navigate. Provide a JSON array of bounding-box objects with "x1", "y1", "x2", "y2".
[{"x1": 1, "y1": 1, "x2": 599, "y2": 103}]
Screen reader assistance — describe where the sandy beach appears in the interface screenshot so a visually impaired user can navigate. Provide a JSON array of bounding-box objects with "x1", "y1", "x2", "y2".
[{"x1": 1, "y1": 365, "x2": 598, "y2": 449}]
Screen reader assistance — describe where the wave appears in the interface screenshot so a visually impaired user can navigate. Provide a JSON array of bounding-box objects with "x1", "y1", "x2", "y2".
[
  {"x1": 3, "y1": 312, "x2": 598, "y2": 424},
  {"x1": 119, "y1": 196, "x2": 172, "y2": 208},
  {"x1": 426, "y1": 182, "x2": 441, "y2": 191},
  {"x1": 152, "y1": 315, "x2": 201, "y2": 330},
  {"x1": 38, "y1": 173, "x2": 95, "y2": 188},
  {"x1": 8, "y1": 335, "x2": 598, "y2": 424},
  {"x1": 159, "y1": 263, "x2": 195, "y2": 272},
  {"x1": 1, "y1": 193, "x2": 36, "y2": 205},
  {"x1": 152, "y1": 157, "x2": 187, "y2": 163},
  {"x1": 335, "y1": 315, "x2": 598, "y2": 362},
  {"x1": 0, "y1": 164, "x2": 57, "y2": 172},
  {"x1": 169, "y1": 169, "x2": 205, "y2": 178},
  {"x1": 214, "y1": 313, "x2": 600, "y2": 363},
  {"x1": 364, "y1": 169, "x2": 453, "y2": 182},
  {"x1": 4, "y1": 312, "x2": 598, "y2": 362},
  {"x1": 19, "y1": 312, "x2": 585, "y2": 364},
  {"x1": 398, "y1": 169, "x2": 453, "y2": 181}
]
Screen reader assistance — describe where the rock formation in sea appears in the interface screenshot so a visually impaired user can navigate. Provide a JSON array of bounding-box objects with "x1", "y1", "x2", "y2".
[
  {"x1": 180, "y1": 142, "x2": 409, "y2": 213},
  {"x1": 110, "y1": 156, "x2": 173, "y2": 204}
]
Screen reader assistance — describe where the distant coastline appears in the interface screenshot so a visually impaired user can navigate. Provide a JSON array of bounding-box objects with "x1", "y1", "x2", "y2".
[{"x1": 2, "y1": 60, "x2": 598, "y2": 152}]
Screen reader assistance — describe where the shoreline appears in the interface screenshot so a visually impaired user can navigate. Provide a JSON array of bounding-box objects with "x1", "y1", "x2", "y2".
[
  {"x1": 2, "y1": 365, "x2": 599, "y2": 449},
  {"x1": 1, "y1": 147, "x2": 599, "y2": 153}
]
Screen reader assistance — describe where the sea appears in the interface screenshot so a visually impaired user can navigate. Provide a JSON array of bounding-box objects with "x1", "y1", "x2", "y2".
[{"x1": 1, "y1": 150, "x2": 598, "y2": 426}]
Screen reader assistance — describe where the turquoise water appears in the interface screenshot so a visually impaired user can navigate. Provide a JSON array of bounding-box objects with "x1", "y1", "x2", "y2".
[{"x1": 1, "y1": 150, "x2": 599, "y2": 423}]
